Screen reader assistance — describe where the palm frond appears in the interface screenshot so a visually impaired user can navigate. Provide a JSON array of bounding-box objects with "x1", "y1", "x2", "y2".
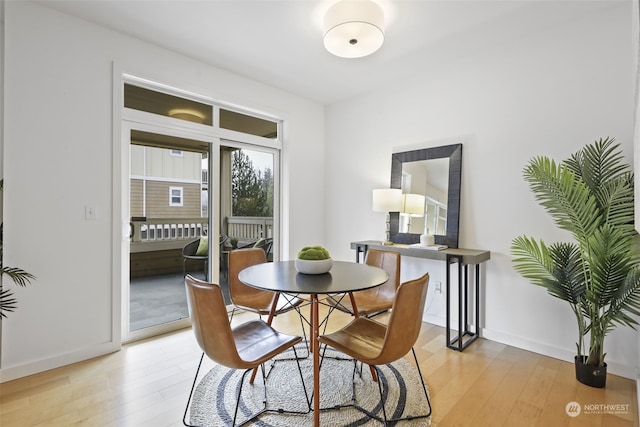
[
  {"x1": 602, "y1": 173, "x2": 635, "y2": 229},
  {"x1": 511, "y1": 236, "x2": 555, "y2": 285},
  {"x1": 564, "y1": 137, "x2": 628, "y2": 194},
  {"x1": 605, "y1": 268, "x2": 640, "y2": 330},
  {"x1": 0, "y1": 287, "x2": 18, "y2": 318},
  {"x1": 0, "y1": 178, "x2": 36, "y2": 317},
  {"x1": 523, "y1": 157, "x2": 601, "y2": 245},
  {"x1": 1, "y1": 267, "x2": 36, "y2": 287},
  {"x1": 586, "y1": 224, "x2": 636, "y2": 306},
  {"x1": 511, "y1": 237, "x2": 585, "y2": 303}
]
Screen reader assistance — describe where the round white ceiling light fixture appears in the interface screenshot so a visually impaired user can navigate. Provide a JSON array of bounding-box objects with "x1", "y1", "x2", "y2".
[{"x1": 323, "y1": 0, "x2": 385, "y2": 59}]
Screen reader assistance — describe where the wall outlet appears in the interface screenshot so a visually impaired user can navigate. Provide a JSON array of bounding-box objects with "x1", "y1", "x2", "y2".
[{"x1": 434, "y1": 281, "x2": 442, "y2": 293}]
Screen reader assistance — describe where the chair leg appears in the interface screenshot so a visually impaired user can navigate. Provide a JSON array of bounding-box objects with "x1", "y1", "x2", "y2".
[
  {"x1": 377, "y1": 348, "x2": 432, "y2": 425},
  {"x1": 409, "y1": 347, "x2": 432, "y2": 419},
  {"x1": 182, "y1": 353, "x2": 205, "y2": 427},
  {"x1": 336, "y1": 348, "x2": 431, "y2": 426},
  {"x1": 233, "y1": 368, "x2": 267, "y2": 427},
  {"x1": 292, "y1": 345, "x2": 312, "y2": 410}
]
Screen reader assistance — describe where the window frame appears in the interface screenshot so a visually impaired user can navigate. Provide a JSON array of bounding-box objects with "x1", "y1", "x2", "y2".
[{"x1": 169, "y1": 186, "x2": 184, "y2": 207}]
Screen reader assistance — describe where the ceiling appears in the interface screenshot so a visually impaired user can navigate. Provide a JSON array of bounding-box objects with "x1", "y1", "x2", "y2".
[{"x1": 25, "y1": 1, "x2": 624, "y2": 105}]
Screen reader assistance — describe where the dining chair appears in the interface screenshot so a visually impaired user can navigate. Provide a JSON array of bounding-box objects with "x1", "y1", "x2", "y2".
[
  {"x1": 228, "y1": 247, "x2": 307, "y2": 372},
  {"x1": 318, "y1": 273, "x2": 431, "y2": 426},
  {"x1": 228, "y1": 247, "x2": 302, "y2": 323},
  {"x1": 183, "y1": 275, "x2": 310, "y2": 427},
  {"x1": 328, "y1": 248, "x2": 401, "y2": 317}
]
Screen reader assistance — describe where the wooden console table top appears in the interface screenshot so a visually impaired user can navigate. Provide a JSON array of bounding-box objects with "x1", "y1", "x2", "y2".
[{"x1": 350, "y1": 240, "x2": 490, "y2": 264}]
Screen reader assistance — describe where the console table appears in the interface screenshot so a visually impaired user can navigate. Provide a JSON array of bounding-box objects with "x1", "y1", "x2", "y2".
[{"x1": 351, "y1": 240, "x2": 490, "y2": 351}]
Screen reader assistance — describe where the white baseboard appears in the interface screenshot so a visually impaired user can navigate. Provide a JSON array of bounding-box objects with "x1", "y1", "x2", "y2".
[
  {"x1": 0, "y1": 341, "x2": 120, "y2": 383},
  {"x1": 481, "y1": 328, "x2": 635, "y2": 379},
  {"x1": 421, "y1": 313, "x2": 636, "y2": 380}
]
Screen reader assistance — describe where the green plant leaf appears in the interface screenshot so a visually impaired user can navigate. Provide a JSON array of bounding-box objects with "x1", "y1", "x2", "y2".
[{"x1": 0, "y1": 287, "x2": 18, "y2": 318}]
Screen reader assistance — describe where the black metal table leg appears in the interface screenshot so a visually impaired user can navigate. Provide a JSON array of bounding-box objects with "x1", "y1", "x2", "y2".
[{"x1": 446, "y1": 254, "x2": 480, "y2": 351}]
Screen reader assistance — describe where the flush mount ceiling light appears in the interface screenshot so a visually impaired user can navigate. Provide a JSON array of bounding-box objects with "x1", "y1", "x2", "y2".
[
  {"x1": 168, "y1": 108, "x2": 206, "y2": 124},
  {"x1": 323, "y1": 0, "x2": 385, "y2": 58}
]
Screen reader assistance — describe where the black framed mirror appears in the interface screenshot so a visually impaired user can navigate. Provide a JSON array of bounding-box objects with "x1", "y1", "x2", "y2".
[{"x1": 389, "y1": 143, "x2": 462, "y2": 248}]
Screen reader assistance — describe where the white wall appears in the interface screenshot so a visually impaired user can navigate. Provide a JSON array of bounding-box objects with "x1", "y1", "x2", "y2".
[
  {"x1": 326, "y1": 2, "x2": 639, "y2": 378},
  {"x1": 0, "y1": 2, "x2": 325, "y2": 381}
]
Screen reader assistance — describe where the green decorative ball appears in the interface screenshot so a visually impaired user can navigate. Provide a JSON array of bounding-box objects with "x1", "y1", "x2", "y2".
[{"x1": 297, "y1": 246, "x2": 331, "y2": 260}]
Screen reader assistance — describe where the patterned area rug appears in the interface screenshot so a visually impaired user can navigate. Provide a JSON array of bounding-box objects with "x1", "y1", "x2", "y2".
[{"x1": 188, "y1": 345, "x2": 431, "y2": 426}]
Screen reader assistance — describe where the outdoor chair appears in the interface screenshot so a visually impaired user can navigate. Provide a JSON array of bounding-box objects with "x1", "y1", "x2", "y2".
[
  {"x1": 183, "y1": 235, "x2": 228, "y2": 280},
  {"x1": 182, "y1": 238, "x2": 207, "y2": 279}
]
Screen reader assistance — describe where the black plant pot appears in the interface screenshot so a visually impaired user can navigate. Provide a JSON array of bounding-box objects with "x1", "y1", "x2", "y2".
[{"x1": 575, "y1": 356, "x2": 607, "y2": 388}]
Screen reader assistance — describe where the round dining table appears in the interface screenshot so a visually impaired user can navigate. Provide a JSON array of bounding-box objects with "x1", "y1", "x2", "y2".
[{"x1": 238, "y1": 260, "x2": 389, "y2": 427}]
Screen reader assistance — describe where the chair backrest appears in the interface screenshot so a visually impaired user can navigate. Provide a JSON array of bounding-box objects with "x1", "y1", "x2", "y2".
[
  {"x1": 228, "y1": 247, "x2": 271, "y2": 305},
  {"x1": 184, "y1": 275, "x2": 244, "y2": 368},
  {"x1": 365, "y1": 249, "x2": 401, "y2": 294},
  {"x1": 182, "y1": 239, "x2": 200, "y2": 257},
  {"x1": 253, "y1": 237, "x2": 273, "y2": 254},
  {"x1": 375, "y1": 272, "x2": 429, "y2": 364}
]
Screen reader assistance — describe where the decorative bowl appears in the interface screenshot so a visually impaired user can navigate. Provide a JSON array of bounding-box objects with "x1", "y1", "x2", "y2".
[{"x1": 295, "y1": 258, "x2": 333, "y2": 274}]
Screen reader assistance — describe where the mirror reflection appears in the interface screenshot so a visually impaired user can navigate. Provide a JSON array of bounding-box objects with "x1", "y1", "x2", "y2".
[
  {"x1": 399, "y1": 158, "x2": 449, "y2": 235},
  {"x1": 389, "y1": 143, "x2": 462, "y2": 248}
]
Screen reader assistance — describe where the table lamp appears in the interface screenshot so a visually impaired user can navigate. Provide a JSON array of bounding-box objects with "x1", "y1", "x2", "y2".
[
  {"x1": 372, "y1": 188, "x2": 402, "y2": 245},
  {"x1": 402, "y1": 193, "x2": 425, "y2": 233}
]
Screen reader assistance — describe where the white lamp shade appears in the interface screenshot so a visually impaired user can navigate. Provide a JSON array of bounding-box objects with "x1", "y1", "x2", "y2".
[
  {"x1": 402, "y1": 194, "x2": 426, "y2": 217},
  {"x1": 323, "y1": 0, "x2": 384, "y2": 58},
  {"x1": 372, "y1": 188, "x2": 402, "y2": 213}
]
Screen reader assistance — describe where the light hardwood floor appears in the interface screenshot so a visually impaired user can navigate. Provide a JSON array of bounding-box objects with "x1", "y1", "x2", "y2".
[{"x1": 1, "y1": 307, "x2": 637, "y2": 427}]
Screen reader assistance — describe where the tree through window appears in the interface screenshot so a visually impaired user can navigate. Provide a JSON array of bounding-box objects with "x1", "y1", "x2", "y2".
[{"x1": 232, "y1": 149, "x2": 273, "y2": 217}]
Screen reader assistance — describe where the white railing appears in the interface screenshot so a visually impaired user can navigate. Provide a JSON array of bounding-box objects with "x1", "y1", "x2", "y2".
[
  {"x1": 131, "y1": 217, "x2": 208, "y2": 242},
  {"x1": 130, "y1": 216, "x2": 273, "y2": 252},
  {"x1": 130, "y1": 217, "x2": 208, "y2": 252},
  {"x1": 226, "y1": 216, "x2": 273, "y2": 239}
]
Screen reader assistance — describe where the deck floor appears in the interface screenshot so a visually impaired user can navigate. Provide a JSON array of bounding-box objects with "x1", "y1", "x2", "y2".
[{"x1": 129, "y1": 270, "x2": 230, "y2": 331}]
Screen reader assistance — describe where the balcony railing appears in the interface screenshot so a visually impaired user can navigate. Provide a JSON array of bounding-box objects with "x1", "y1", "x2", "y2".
[
  {"x1": 130, "y1": 216, "x2": 273, "y2": 252},
  {"x1": 130, "y1": 217, "x2": 208, "y2": 252},
  {"x1": 226, "y1": 216, "x2": 273, "y2": 239}
]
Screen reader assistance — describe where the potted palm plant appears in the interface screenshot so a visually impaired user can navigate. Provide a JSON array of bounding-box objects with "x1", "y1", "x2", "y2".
[
  {"x1": 511, "y1": 138, "x2": 640, "y2": 388},
  {"x1": 0, "y1": 179, "x2": 36, "y2": 318}
]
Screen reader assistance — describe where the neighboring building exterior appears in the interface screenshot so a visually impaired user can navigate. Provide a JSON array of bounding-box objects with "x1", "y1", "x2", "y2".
[{"x1": 130, "y1": 145, "x2": 204, "y2": 219}]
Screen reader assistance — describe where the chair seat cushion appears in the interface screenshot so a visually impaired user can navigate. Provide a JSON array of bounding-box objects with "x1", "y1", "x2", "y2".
[
  {"x1": 233, "y1": 320, "x2": 302, "y2": 365},
  {"x1": 195, "y1": 237, "x2": 209, "y2": 256},
  {"x1": 319, "y1": 317, "x2": 386, "y2": 363}
]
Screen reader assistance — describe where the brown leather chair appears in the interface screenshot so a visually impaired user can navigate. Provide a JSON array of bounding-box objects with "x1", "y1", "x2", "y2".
[
  {"x1": 183, "y1": 275, "x2": 310, "y2": 427},
  {"x1": 318, "y1": 273, "x2": 431, "y2": 425},
  {"x1": 329, "y1": 248, "x2": 401, "y2": 317},
  {"x1": 228, "y1": 247, "x2": 301, "y2": 322}
]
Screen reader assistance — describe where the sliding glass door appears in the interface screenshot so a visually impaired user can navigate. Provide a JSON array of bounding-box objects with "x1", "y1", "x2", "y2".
[
  {"x1": 118, "y1": 76, "x2": 282, "y2": 343},
  {"x1": 122, "y1": 123, "x2": 215, "y2": 341}
]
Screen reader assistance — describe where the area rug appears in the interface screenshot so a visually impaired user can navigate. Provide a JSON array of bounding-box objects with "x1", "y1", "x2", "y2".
[{"x1": 188, "y1": 345, "x2": 431, "y2": 426}]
